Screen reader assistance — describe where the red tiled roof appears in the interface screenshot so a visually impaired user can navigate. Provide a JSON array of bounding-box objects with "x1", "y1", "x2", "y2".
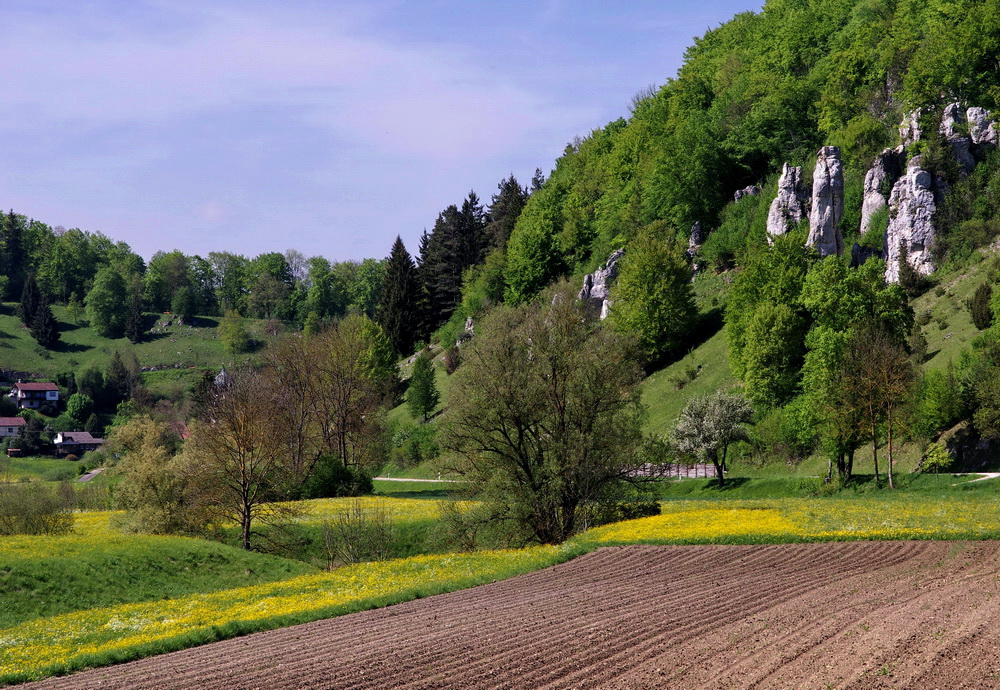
[
  {"x1": 12, "y1": 382, "x2": 58, "y2": 392},
  {"x1": 0, "y1": 417, "x2": 26, "y2": 427}
]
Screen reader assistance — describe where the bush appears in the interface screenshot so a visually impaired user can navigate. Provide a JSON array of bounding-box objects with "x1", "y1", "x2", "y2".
[
  {"x1": 443, "y1": 345, "x2": 461, "y2": 374},
  {"x1": 298, "y1": 455, "x2": 372, "y2": 499},
  {"x1": 968, "y1": 283, "x2": 994, "y2": 330},
  {"x1": 0, "y1": 483, "x2": 74, "y2": 535},
  {"x1": 321, "y1": 498, "x2": 394, "y2": 566},
  {"x1": 585, "y1": 499, "x2": 661, "y2": 528},
  {"x1": 389, "y1": 423, "x2": 439, "y2": 467},
  {"x1": 919, "y1": 442, "x2": 953, "y2": 474}
]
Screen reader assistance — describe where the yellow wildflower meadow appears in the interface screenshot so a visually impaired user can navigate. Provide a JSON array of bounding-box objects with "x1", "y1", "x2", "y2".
[
  {"x1": 0, "y1": 546, "x2": 566, "y2": 682},
  {"x1": 294, "y1": 496, "x2": 447, "y2": 524},
  {"x1": 584, "y1": 496, "x2": 1000, "y2": 544}
]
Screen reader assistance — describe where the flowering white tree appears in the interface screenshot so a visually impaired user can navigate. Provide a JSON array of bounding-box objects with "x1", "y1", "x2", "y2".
[{"x1": 672, "y1": 391, "x2": 752, "y2": 487}]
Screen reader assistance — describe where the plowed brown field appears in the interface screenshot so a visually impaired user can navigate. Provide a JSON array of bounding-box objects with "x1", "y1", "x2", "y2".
[{"x1": 24, "y1": 541, "x2": 1000, "y2": 689}]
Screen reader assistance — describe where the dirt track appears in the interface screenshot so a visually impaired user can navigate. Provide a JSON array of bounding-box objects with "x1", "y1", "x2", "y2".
[{"x1": 25, "y1": 541, "x2": 1000, "y2": 689}]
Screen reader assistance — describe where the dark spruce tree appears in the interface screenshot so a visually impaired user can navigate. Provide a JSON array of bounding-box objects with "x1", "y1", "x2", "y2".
[
  {"x1": 125, "y1": 276, "x2": 146, "y2": 344},
  {"x1": 0, "y1": 210, "x2": 26, "y2": 301},
  {"x1": 376, "y1": 236, "x2": 420, "y2": 356},
  {"x1": 418, "y1": 191, "x2": 487, "y2": 332},
  {"x1": 30, "y1": 298, "x2": 61, "y2": 349},
  {"x1": 485, "y1": 174, "x2": 528, "y2": 252},
  {"x1": 18, "y1": 274, "x2": 41, "y2": 327},
  {"x1": 419, "y1": 204, "x2": 464, "y2": 329}
]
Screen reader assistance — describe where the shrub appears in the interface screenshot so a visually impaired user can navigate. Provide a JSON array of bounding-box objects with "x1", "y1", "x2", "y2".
[
  {"x1": 919, "y1": 442, "x2": 953, "y2": 474},
  {"x1": 443, "y1": 345, "x2": 461, "y2": 374},
  {"x1": 298, "y1": 454, "x2": 372, "y2": 499},
  {"x1": 585, "y1": 500, "x2": 661, "y2": 528},
  {"x1": 967, "y1": 283, "x2": 994, "y2": 330},
  {"x1": 0, "y1": 483, "x2": 74, "y2": 535},
  {"x1": 322, "y1": 498, "x2": 394, "y2": 566}
]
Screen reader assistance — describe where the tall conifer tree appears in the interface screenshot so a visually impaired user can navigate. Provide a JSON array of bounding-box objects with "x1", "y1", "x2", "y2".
[
  {"x1": 18, "y1": 274, "x2": 41, "y2": 327},
  {"x1": 376, "y1": 236, "x2": 420, "y2": 356},
  {"x1": 30, "y1": 298, "x2": 61, "y2": 349},
  {"x1": 485, "y1": 175, "x2": 528, "y2": 252},
  {"x1": 125, "y1": 276, "x2": 146, "y2": 344},
  {"x1": 0, "y1": 210, "x2": 26, "y2": 301}
]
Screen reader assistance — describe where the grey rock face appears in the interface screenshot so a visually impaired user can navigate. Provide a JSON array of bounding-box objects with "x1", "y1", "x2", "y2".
[
  {"x1": 850, "y1": 242, "x2": 882, "y2": 268},
  {"x1": 806, "y1": 146, "x2": 844, "y2": 257},
  {"x1": 688, "y1": 221, "x2": 706, "y2": 248},
  {"x1": 766, "y1": 163, "x2": 807, "y2": 243},
  {"x1": 967, "y1": 106, "x2": 999, "y2": 147},
  {"x1": 940, "y1": 102, "x2": 965, "y2": 138},
  {"x1": 860, "y1": 147, "x2": 904, "y2": 237},
  {"x1": 885, "y1": 156, "x2": 937, "y2": 283},
  {"x1": 734, "y1": 185, "x2": 761, "y2": 202},
  {"x1": 899, "y1": 109, "x2": 922, "y2": 147},
  {"x1": 579, "y1": 248, "x2": 625, "y2": 320},
  {"x1": 940, "y1": 102, "x2": 975, "y2": 172}
]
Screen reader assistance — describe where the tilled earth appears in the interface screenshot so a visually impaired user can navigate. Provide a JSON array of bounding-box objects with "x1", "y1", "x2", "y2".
[{"x1": 24, "y1": 541, "x2": 1000, "y2": 689}]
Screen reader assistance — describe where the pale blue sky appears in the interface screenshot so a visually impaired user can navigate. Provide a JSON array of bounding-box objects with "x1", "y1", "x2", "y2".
[{"x1": 2, "y1": 1, "x2": 762, "y2": 262}]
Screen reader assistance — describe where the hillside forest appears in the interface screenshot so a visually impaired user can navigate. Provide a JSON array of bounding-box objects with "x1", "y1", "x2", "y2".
[{"x1": 5, "y1": 0, "x2": 1000, "y2": 548}]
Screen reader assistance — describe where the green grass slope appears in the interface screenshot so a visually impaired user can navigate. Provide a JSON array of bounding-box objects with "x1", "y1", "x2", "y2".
[
  {"x1": 916, "y1": 252, "x2": 1000, "y2": 371},
  {"x1": 641, "y1": 327, "x2": 735, "y2": 436},
  {"x1": 0, "y1": 532, "x2": 315, "y2": 629},
  {"x1": 0, "y1": 304, "x2": 273, "y2": 384}
]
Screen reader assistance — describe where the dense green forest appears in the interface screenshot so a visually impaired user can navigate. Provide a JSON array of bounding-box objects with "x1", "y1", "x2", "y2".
[{"x1": 6, "y1": 0, "x2": 1000, "y2": 533}]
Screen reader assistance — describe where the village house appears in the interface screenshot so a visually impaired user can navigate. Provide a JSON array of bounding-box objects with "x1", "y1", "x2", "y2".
[
  {"x1": 52, "y1": 431, "x2": 104, "y2": 457},
  {"x1": 0, "y1": 417, "x2": 26, "y2": 438},
  {"x1": 8, "y1": 381, "x2": 60, "y2": 410}
]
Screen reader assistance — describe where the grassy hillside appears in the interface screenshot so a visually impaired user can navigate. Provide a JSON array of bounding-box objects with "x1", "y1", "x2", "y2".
[
  {"x1": 641, "y1": 328, "x2": 734, "y2": 436},
  {"x1": 0, "y1": 526, "x2": 315, "y2": 629},
  {"x1": 916, "y1": 251, "x2": 1000, "y2": 370},
  {"x1": 0, "y1": 303, "x2": 284, "y2": 397}
]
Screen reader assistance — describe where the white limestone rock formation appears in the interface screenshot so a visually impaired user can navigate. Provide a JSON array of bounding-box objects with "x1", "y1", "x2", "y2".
[
  {"x1": 885, "y1": 156, "x2": 937, "y2": 283},
  {"x1": 899, "y1": 108, "x2": 922, "y2": 147},
  {"x1": 859, "y1": 147, "x2": 904, "y2": 237},
  {"x1": 578, "y1": 248, "x2": 625, "y2": 320},
  {"x1": 734, "y1": 185, "x2": 761, "y2": 202},
  {"x1": 806, "y1": 146, "x2": 845, "y2": 257},
  {"x1": 967, "y1": 106, "x2": 999, "y2": 148},
  {"x1": 940, "y1": 102, "x2": 975, "y2": 172},
  {"x1": 765, "y1": 163, "x2": 807, "y2": 243}
]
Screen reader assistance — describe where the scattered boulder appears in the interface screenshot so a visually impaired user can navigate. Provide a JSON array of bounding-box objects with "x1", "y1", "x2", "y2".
[
  {"x1": 885, "y1": 156, "x2": 937, "y2": 283},
  {"x1": 940, "y1": 102, "x2": 975, "y2": 173},
  {"x1": 765, "y1": 163, "x2": 808, "y2": 243},
  {"x1": 899, "y1": 108, "x2": 922, "y2": 147},
  {"x1": 579, "y1": 248, "x2": 625, "y2": 320},
  {"x1": 859, "y1": 147, "x2": 904, "y2": 237},
  {"x1": 734, "y1": 185, "x2": 760, "y2": 202},
  {"x1": 806, "y1": 146, "x2": 845, "y2": 257}
]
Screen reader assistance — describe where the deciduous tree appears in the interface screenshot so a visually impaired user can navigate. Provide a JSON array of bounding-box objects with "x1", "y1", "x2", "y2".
[
  {"x1": 407, "y1": 352, "x2": 439, "y2": 422},
  {"x1": 672, "y1": 392, "x2": 753, "y2": 488},
  {"x1": 442, "y1": 283, "x2": 647, "y2": 545}
]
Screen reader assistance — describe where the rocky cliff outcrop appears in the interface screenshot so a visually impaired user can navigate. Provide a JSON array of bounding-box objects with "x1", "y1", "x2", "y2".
[
  {"x1": 766, "y1": 163, "x2": 807, "y2": 243},
  {"x1": 940, "y1": 102, "x2": 976, "y2": 173},
  {"x1": 734, "y1": 185, "x2": 760, "y2": 202},
  {"x1": 806, "y1": 146, "x2": 844, "y2": 257},
  {"x1": 885, "y1": 156, "x2": 937, "y2": 283},
  {"x1": 579, "y1": 248, "x2": 624, "y2": 320},
  {"x1": 967, "y1": 106, "x2": 999, "y2": 148},
  {"x1": 859, "y1": 147, "x2": 904, "y2": 237},
  {"x1": 899, "y1": 108, "x2": 922, "y2": 147}
]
